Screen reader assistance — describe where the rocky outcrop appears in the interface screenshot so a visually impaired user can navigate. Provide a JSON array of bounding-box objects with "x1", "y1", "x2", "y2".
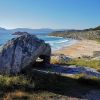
[
  {"x1": 0, "y1": 33, "x2": 51, "y2": 74},
  {"x1": 12, "y1": 31, "x2": 29, "y2": 35},
  {"x1": 51, "y1": 54, "x2": 71, "y2": 64}
]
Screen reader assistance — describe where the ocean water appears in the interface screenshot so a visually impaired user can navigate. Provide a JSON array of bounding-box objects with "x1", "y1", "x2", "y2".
[
  {"x1": 0, "y1": 34, "x2": 77, "y2": 51},
  {"x1": 0, "y1": 33, "x2": 15, "y2": 45},
  {"x1": 37, "y1": 35, "x2": 77, "y2": 51}
]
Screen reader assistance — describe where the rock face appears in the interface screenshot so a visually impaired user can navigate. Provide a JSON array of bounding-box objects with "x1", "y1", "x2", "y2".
[
  {"x1": 0, "y1": 33, "x2": 51, "y2": 74},
  {"x1": 12, "y1": 31, "x2": 29, "y2": 35}
]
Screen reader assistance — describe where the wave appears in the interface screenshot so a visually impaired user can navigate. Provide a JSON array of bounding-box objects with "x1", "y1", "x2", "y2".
[
  {"x1": 37, "y1": 35, "x2": 78, "y2": 51},
  {"x1": 37, "y1": 35, "x2": 63, "y2": 38},
  {"x1": 46, "y1": 39, "x2": 69, "y2": 44},
  {"x1": 0, "y1": 34, "x2": 77, "y2": 51}
]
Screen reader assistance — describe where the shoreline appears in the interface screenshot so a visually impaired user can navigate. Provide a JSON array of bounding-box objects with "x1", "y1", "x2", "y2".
[
  {"x1": 51, "y1": 39, "x2": 78, "y2": 51},
  {"x1": 53, "y1": 40, "x2": 100, "y2": 58}
]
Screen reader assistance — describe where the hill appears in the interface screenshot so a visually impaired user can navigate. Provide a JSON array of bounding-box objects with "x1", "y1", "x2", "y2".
[
  {"x1": 49, "y1": 26, "x2": 100, "y2": 40},
  {"x1": 0, "y1": 27, "x2": 54, "y2": 35},
  {"x1": 0, "y1": 27, "x2": 67, "y2": 35},
  {"x1": 10, "y1": 28, "x2": 54, "y2": 35},
  {"x1": 0, "y1": 27, "x2": 10, "y2": 34}
]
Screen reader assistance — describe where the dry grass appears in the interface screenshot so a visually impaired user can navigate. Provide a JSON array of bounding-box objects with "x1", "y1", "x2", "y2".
[
  {"x1": 0, "y1": 73, "x2": 100, "y2": 100},
  {"x1": 0, "y1": 66, "x2": 100, "y2": 100},
  {"x1": 50, "y1": 57, "x2": 59, "y2": 64},
  {"x1": 3, "y1": 91, "x2": 69, "y2": 100},
  {"x1": 4, "y1": 91, "x2": 29, "y2": 100}
]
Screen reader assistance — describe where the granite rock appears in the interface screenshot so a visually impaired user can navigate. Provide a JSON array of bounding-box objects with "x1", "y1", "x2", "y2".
[{"x1": 0, "y1": 33, "x2": 51, "y2": 74}]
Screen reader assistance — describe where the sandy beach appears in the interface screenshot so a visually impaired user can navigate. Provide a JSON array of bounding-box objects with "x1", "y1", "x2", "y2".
[{"x1": 53, "y1": 40, "x2": 100, "y2": 58}]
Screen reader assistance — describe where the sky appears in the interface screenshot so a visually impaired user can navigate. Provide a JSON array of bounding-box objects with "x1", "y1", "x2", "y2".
[{"x1": 0, "y1": 0, "x2": 100, "y2": 29}]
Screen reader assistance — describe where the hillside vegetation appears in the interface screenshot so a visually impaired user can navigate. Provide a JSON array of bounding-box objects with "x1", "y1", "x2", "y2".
[{"x1": 50, "y1": 26, "x2": 100, "y2": 40}]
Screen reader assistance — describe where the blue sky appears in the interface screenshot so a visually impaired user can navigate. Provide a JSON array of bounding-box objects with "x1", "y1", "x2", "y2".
[{"x1": 0, "y1": 0, "x2": 100, "y2": 29}]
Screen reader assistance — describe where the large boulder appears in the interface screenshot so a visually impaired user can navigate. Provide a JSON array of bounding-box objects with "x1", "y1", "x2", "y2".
[{"x1": 0, "y1": 33, "x2": 51, "y2": 74}]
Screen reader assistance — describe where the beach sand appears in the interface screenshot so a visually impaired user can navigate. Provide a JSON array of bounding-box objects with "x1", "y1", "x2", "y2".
[{"x1": 53, "y1": 40, "x2": 100, "y2": 58}]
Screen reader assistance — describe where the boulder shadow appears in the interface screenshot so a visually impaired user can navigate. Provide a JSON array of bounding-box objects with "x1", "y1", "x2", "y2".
[{"x1": 22, "y1": 65, "x2": 100, "y2": 99}]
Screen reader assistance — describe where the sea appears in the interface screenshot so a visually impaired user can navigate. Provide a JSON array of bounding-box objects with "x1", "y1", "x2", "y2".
[{"x1": 0, "y1": 33, "x2": 77, "y2": 51}]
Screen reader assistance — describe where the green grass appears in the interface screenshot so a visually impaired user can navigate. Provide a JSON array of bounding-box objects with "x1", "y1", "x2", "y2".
[
  {"x1": 66, "y1": 59, "x2": 100, "y2": 71},
  {"x1": 96, "y1": 39, "x2": 100, "y2": 43},
  {"x1": 51, "y1": 58, "x2": 100, "y2": 71}
]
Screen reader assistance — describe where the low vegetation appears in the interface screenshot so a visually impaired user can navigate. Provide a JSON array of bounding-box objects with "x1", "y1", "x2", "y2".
[
  {"x1": 96, "y1": 39, "x2": 100, "y2": 43},
  {"x1": 0, "y1": 75, "x2": 34, "y2": 91},
  {"x1": 49, "y1": 26, "x2": 100, "y2": 40},
  {"x1": 66, "y1": 59, "x2": 100, "y2": 71},
  {"x1": 51, "y1": 57, "x2": 100, "y2": 71},
  {"x1": 0, "y1": 67, "x2": 99, "y2": 99}
]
